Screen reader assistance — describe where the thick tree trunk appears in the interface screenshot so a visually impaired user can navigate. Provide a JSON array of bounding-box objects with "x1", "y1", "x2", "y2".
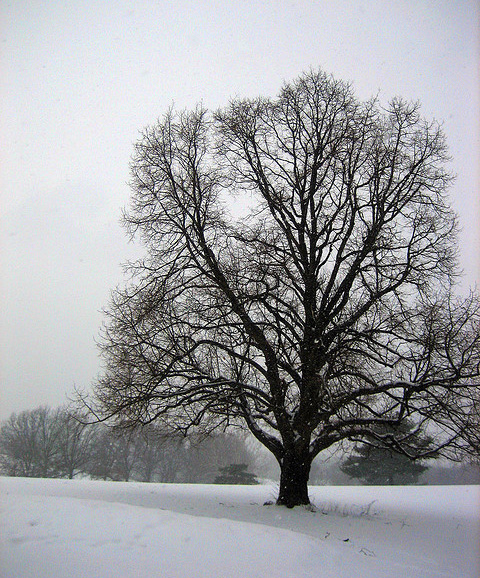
[{"x1": 276, "y1": 449, "x2": 312, "y2": 508}]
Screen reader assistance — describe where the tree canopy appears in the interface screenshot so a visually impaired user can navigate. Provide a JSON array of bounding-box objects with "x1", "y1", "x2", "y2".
[{"x1": 90, "y1": 70, "x2": 480, "y2": 506}]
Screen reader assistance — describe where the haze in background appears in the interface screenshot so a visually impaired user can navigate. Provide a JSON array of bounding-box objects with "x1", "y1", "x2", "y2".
[{"x1": 1, "y1": 0, "x2": 479, "y2": 419}]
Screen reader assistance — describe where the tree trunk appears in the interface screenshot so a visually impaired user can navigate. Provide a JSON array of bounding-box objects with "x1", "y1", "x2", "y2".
[{"x1": 276, "y1": 449, "x2": 312, "y2": 507}]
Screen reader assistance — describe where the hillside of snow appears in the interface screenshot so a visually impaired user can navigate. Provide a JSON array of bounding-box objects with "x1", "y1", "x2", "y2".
[{"x1": 1, "y1": 477, "x2": 479, "y2": 578}]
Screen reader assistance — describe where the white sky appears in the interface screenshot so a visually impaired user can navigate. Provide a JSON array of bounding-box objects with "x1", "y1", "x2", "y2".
[{"x1": 1, "y1": 0, "x2": 479, "y2": 419}]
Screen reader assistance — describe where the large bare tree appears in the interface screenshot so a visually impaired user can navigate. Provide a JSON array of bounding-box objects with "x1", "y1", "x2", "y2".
[{"x1": 91, "y1": 71, "x2": 480, "y2": 506}]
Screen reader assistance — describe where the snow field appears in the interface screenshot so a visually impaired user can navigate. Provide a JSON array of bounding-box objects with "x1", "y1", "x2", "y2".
[{"x1": 1, "y1": 477, "x2": 479, "y2": 578}]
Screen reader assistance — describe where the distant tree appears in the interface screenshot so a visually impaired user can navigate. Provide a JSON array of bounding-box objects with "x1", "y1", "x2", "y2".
[
  {"x1": 85, "y1": 425, "x2": 118, "y2": 481},
  {"x1": 85, "y1": 423, "x2": 172, "y2": 482},
  {"x1": 33, "y1": 406, "x2": 63, "y2": 477},
  {"x1": 421, "y1": 462, "x2": 480, "y2": 485},
  {"x1": 144, "y1": 430, "x2": 186, "y2": 483},
  {"x1": 88, "y1": 69, "x2": 480, "y2": 506},
  {"x1": 54, "y1": 408, "x2": 95, "y2": 479},
  {"x1": 182, "y1": 433, "x2": 257, "y2": 483},
  {"x1": 340, "y1": 421, "x2": 434, "y2": 485},
  {"x1": 128, "y1": 428, "x2": 257, "y2": 483},
  {"x1": 0, "y1": 407, "x2": 261, "y2": 483},
  {"x1": 215, "y1": 463, "x2": 259, "y2": 485},
  {"x1": 0, "y1": 407, "x2": 61, "y2": 478},
  {"x1": 132, "y1": 424, "x2": 183, "y2": 483},
  {"x1": 0, "y1": 410, "x2": 40, "y2": 477},
  {"x1": 110, "y1": 428, "x2": 144, "y2": 481}
]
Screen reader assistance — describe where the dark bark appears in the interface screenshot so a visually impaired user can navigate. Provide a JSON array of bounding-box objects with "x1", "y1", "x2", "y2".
[{"x1": 277, "y1": 448, "x2": 312, "y2": 507}]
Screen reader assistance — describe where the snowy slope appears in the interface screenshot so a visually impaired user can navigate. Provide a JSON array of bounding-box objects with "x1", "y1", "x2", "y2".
[{"x1": 1, "y1": 477, "x2": 478, "y2": 578}]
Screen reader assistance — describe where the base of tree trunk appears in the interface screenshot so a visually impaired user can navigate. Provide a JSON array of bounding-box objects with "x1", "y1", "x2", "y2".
[
  {"x1": 276, "y1": 452, "x2": 311, "y2": 508},
  {"x1": 276, "y1": 493, "x2": 310, "y2": 508}
]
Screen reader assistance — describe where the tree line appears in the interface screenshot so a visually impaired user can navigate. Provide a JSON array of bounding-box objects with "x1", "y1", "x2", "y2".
[
  {"x1": 2, "y1": 404, "x2": 478, "y2": 485},
  {"x1": 0, "y1": 406, "x2": 258, "y2": 483}
]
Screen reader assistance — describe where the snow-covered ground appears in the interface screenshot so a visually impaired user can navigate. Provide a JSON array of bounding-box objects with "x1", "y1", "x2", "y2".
[{"x1": 1, "y1": 477, "x2": 478, "y2": 578}]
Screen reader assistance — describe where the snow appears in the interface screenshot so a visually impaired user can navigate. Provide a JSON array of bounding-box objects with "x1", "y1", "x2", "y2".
[{"x1": 1, "y1": 477, "x2": 478, "y2": 578}]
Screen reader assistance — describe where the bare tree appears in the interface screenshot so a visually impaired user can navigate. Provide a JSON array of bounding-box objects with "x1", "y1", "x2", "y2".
[
  {"x1": 90, "y1": 70, "x2": 480, "y2": 506},
  {"x1": 181, "y1": 432, "x2": 257, "y2": 483},
  {"x1": 54, "y1": 407, "x2": 95, "y2": 479},
  {"x1": 134, "y1": 425, "x2": 185, "y2": 483},
  {"x1": 85, "y1": 425, "x2": 146, "y2": 481},
  {"x1": 0, "y1": 410, "x2": 40, "y2": 477},
  {"x1": 0, "y1": 407, "x2": 61, "y2": 478},
  {"x1": 111, "y1": 428, "x2": 144, "y2": 481},
  {"x1": 84, "y1": 424, "x2": 118, "y2": 481}
]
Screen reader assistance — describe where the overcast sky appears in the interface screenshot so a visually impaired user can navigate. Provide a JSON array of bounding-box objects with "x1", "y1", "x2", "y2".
[{"x1": 1, "y1": 0, "x2": 479, "y2": 420}]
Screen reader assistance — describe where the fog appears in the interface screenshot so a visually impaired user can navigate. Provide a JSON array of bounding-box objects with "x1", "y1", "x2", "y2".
[{"x1": 1, "y1": 0, "x2": 478, "y2": 419}]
